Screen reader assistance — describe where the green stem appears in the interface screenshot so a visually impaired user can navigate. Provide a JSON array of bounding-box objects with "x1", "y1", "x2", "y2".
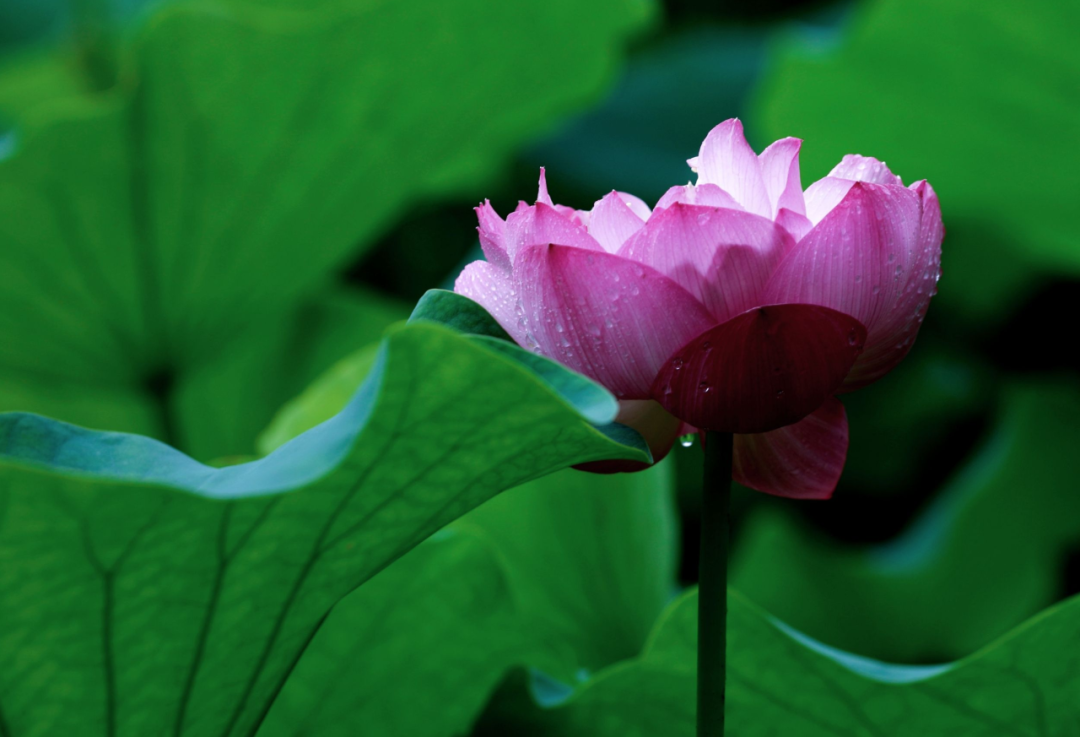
[{"x1": 698, "y1": 431, "x2": 733, "y2": 737}]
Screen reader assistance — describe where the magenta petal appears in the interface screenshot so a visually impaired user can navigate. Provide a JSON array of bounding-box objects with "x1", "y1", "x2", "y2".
[
  {"x1": 514, "y1": 245, "x2": 716, "y2": 399},
  {"x1": 655, "y1": 183, "x2": 744, "y2": 211},
  {"x1": 694, "y1": 119, "x2": 771, "y2": 217},
  {"x1": 651, "y1": 304, "x2": 866, "y2": 434},
  {"x1": 842, "y1": 180, "x2": 943, "y2": 389},
  {"x1": 763, "y1": 181, "x2": 929, "y2": 390},
  {"x1": 620, "y1": 204, "x2": 792, "y2": 323},
  {"x1": 589, "y1": 191, "x2": 647, "y2": 253},
  {"x1": 503, "y1": 202, "x2": 604, "y2": 263},
  {"x1": 733, "y1": 397, "x2": 848, "y2": 499},
  {"x1": 454, "y1": 260, "x2": 530, "y2": 348},
  {"x1": 475, "y1": 200, "x2": 510, "y2": 272},
  {"x1": 758, "y1": 137, "x2": 805, "y2": 217}
]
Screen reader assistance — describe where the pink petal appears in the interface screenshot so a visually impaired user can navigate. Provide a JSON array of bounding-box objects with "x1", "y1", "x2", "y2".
[
  {"x1": 574, "y1": 399, "x2": 681, "y2": 474},
  {"x1": 758, "y1": 137, "x2": 805, "y2": 217},
  {"x1": 537, "y1": 167, "x2": 554, "y2": 206},
  {"x1": 454, "y1": 260, "x2": 531, "y2": 348},
  {"x1": 843, "y1": 180, "x2": 943, "y2": 389},
  {"x1": 803, "y1": 177, "x2": 856, "y2": 225},
  {"x1": 503, "y1": 202, "x2": 604, "y2": 263},
  {"x1": 650, "y1": 304, "x2": 866, "y2": 434},
  {"x1": 694, "y1": 119, "x2": 771, "y2": 218},
  {"x1": 655, "y1": 183, "x2": 744, "y2": 211},
  {"x1": 619, "y1": 192, "x2": 652, "y2": 221},
  {"x1": 763, "y1": 181, "x2": 930, "y2": 390},
  {"x1": 475, "y1": 200, "x2": 510, "y2": 272},
  {"x1": 804, "y1": 155, "x2": 903, "y2": 224},
  {"x1": 776, "y1": 207, "x2": 813, "y2": 242},
  {"x1": 830, "y1": 154, "x2": 903, "y2": 186},
  {"x1": 588, "y1": 191, "x2": 647, "y2": 253},
  {"x1": 514, "y1": 245, "x2": 716, "y2": 399},
  {"x1": 733, "y1": 397, "x2": 848, "y2": 499},
  {"x1": 554, "y1": 205, "x2": 591, "y2": 229},
  {"x1": 619, "y1": 204, "x2": 793, "y2": 324}
]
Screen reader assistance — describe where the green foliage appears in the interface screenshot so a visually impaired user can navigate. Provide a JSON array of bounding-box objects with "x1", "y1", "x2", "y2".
[
  {"x1": 259, "y1": 528, "x2": 528, "y2": 737},
  {"x1": 756, "y1": 0, "x2": 1080, "y2": 321},
  {"x1": 732, "y1": 380, "x2": 1080, "y2": 662},
  {"x1": 0, "y1": 320, "x2": 647, "y2": 736},
  {"x1": 0, "y1": 0, "x2": 653, "y2": 453},
  {"x1": 525, "y1": 588, "x2": 1080, "y2": 736}
]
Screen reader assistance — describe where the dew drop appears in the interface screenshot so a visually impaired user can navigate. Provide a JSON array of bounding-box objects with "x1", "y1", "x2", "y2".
[
  {"x1": 698, "y1": 380, "x2": 711, "y2": 393},
  {"x1": 872, "y1": 285, "x2": 881, "y2": 295},
  {"x1": 662, "y1": 384, "x2": 673, "y2": 396},
  {"x1": 672, "y1": 357, "x2": 685, "y2": 370},
  {"x1": 854, "y1": 274, "x2": 863, "y2": 283},
  {"x1": 887, "y1": 253, "x2": 896, "y2": 263},
  {"x1": 630, "y1": 285, "x2": 640, "y2": 296},
  {"x1": 701, "y1": 341, "x2": 712, "y2": 353},
  {"x1": 848, "y1": 329, "x2": 860, "y2": 346},
  {"x1": 679, "y1": 434, "x2": 696, "y2": 448}
]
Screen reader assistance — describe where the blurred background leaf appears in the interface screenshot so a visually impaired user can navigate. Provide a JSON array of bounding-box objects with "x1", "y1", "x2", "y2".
[
  {"x1": 0, "y1": 0, "x2": 654, "y2": 459},
  {"x1": 494, "y1": 589, "x2": 1080, "y2": 736}
]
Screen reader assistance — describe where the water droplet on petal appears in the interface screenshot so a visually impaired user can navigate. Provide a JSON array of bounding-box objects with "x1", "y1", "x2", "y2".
[
  {"x1": 872, "y1": 285, "x2": 881, "y2": 295},
  {"x1": 698, "y1": 380, "x2": 711, "y2": 393},
  {"x1": 672, "y1": 357, "x2": 685, "y2": 370},
  {"x1": 679, "y1": 433, "x2": 696, "y2": 448}
]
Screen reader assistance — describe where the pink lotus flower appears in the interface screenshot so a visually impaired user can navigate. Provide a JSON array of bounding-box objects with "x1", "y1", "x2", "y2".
[{"x1": 456, "y1": 119, "x2": 942, "y2": 499}]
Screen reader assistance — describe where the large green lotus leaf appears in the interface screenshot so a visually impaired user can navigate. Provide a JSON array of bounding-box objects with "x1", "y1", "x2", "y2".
[
  {"x1": 258, "y1": 527, "x2": 530, "y2": 737},
  {"x1": 257, "y1": 463, "x2": 678, "y2": 737},
  {"x1": 260, "y1": 289, "x2": 679, "y2": 681},
  {"x1": 756, "y1": 0, "x2": 1080, "y2": 320},
  {"x1": 523, "y1": 588, "x2": 1080, "y2": 736},
  {"x1": 458, "y1": 462, "x2": 677, "y2": 682},
  {"x1": 0, "y1": 0, "x2": 651, "y2": 425},
  {"x1": 731, "y1": 381, "x2": 1080, "y2": 662},
  {"x1": 0, "y1": 320, "x2": 648, "y2": 736}
]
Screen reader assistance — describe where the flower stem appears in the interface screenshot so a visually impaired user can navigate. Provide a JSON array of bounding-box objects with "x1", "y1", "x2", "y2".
[{"x1": 698, "y1": 431, "x2": 733, "y2": 737}]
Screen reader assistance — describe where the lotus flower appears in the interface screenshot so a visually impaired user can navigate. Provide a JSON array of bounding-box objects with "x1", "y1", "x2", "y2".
[{"x1": 456, "y1": 119, "x2": 942, "y2": 498}]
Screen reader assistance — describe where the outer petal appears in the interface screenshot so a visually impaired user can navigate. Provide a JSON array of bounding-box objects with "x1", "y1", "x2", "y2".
[
  {"x1": 650, "y1": 304, "x2": 866, "y2": 434},
  {"x1": 454, "y1": 260, "x2": 531, "y2": 348},
  {"x1": 503, "y1": 202, "x2": 604, "y2": 263},
  {"x1": 588, "y1": 191, "x2": 647, "y2": 253},
  {"x1": 758, "y1": 137, "x2": 805, "y2": 217},
  {"x1": 619, "y1": 203, "x2": 793, "y2": 323},
  {"x1": 733, "y1": 397, "x2": 848, "y2": 499},
  {"x1": 475, "y1": 200, "x2": 510, "y2": 272},
  {"x1": 514, "y1": 244, "x2": 716, "y2": 399},
  {"x1": 842, "y1": 180, "x2": 942, "y2": 388},
  {"x1": 763, "y1": 181, "x2": 928, "y2": 390},
  {"x1": 693, "y1": 119, "x2": 771, "y2": 218},
  {"x1": 803, "y1": 177, "x2": 856, "y2": 225},
  {"x1": 655, "y1": 183, "x2": 744, "y2": 211},
  {"x1": 575, "y1": 399, "x2": 681, "y2": 474}
]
